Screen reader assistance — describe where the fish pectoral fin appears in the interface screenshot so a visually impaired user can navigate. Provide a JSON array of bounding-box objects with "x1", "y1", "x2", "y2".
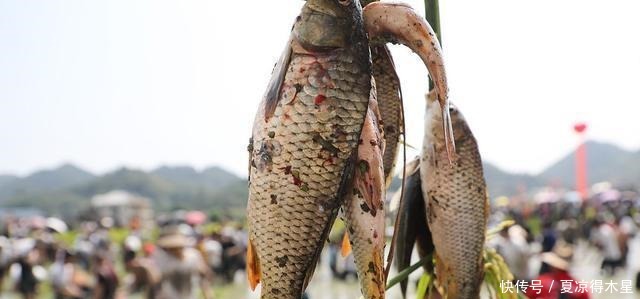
[
  {"x1": 355, "y1": 169, "x2": 384, "y2": 216},
  {"x1": 263, "y1": 37, "x2": 293, "y2": 122},
  {"x1": 341, "y1": 231, "x2": 352, "y2": 257},
  {"x1": 441, "y1": 103, "x2": 458, "y2": 165},
  {"x1": 246, "y1": 239, "x2": 261, "y2": 291}
]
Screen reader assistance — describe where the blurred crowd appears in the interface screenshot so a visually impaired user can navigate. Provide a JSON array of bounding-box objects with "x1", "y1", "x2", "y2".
[
  {"x1": 0, "y1": 212, "x2": 248, "y2": 299},
  {"x1": 489, "y1": 185, "x2": 640, "y2": 297},
  {"x1": 1, "y1": 184, "x2": 640, "y2": 299}
]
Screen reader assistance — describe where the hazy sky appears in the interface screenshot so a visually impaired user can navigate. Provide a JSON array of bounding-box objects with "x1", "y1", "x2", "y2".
[{"x1": 1, "y1": 0, "x2": 639, "y2": 177}]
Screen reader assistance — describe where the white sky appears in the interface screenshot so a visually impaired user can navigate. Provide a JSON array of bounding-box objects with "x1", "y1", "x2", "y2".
[{"x1": 1, "y1": 0, "x2": 639, "y2": 177}]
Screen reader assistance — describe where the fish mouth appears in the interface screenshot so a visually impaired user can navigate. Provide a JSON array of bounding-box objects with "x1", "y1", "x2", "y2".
[
  {"x1": 304, "y1": 1, "x2": 341, "y2": 18},
  {"x1": 295, "y1": 5, "x2": 351, "y2": 52}
]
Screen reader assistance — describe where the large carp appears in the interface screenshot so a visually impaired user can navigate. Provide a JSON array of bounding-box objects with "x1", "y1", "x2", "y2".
[{"x1": 246, "y1": 0, "x2": 372, "y2": 298}]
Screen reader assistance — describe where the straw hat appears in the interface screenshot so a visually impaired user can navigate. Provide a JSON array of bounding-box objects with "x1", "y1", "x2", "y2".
[
  {"x1": 157, "y1": 233, "x2": 193, "y2": 249},
  {"x1": 157, "y1": 226, "x2": 194, "y2": 249}
]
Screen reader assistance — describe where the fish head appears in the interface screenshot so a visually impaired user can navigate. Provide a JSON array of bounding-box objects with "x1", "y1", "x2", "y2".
[{"x1": 295, "y1": 0, "x2": 365, "y2": 51}]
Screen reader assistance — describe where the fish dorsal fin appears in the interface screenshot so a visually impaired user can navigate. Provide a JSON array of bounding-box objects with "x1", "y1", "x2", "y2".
[
  {"x1": 263, "y1": 38, "x2": 293, "y2": 122},
  {"x1": 246, "y1": 238, "x2": 261, "y2": 290},
  {"x1": 341, "y1": 231, "x2": 352, "y2": 257}
]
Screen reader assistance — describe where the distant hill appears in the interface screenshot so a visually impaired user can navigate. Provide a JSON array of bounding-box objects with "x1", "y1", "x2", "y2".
[
  {"x1": 152, "y1": 165, "x2": 239, "y2": 190},
  {"x1": 539, "y1": 141, "x2": 640, "y2": 188},
  {"x1": 389, "y1": 141, "x2": 639, "y2": 198},
  {"x1": 0, "y1": 164, "x2": 95, "y2": 201},
  {"x1": 1, "y1": 140, "x2": 638, "y2": 219},
  {"x1": 482, "y1": 141, "x2": 639, "y2": 196},
  {"x1": 0, "y1": 164, "x2": 247, "y2": 220},
  {"x1": 0, "y1": 175, "x2": 18, "y2": 189},
  {"x1": 483, "y1": 163, "x2": 541, "y2": 197}
]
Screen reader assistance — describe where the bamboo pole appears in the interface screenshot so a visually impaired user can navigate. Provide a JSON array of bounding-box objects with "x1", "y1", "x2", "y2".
[{"x1": 424, "y1": 0, "x2": 441, "y2": 91}]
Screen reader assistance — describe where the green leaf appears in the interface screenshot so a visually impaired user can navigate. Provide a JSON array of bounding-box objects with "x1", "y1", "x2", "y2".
[{"x1": 415, "y1": 272, "x2": 432, "y2": 299}]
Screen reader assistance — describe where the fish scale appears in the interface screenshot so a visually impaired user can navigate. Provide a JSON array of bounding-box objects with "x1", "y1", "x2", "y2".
[
  {"x1": 420, "y1": 91, "x2": 488, "y2": 299},
  {"x1": 371, "y1": 45, "x2": 403, "y2": 185},
  {"x1": 248, "y1": 42, "x2": 371, "y2": 298},
  {"x1": 342, "y1": 95, "x2": 387, "y2": 299}
]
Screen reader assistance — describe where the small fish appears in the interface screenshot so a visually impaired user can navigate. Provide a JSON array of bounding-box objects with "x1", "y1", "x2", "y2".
[
  {"x1": 361, "y1": 0, "x2": 404, "y2": 189},
  {"x1": 363, "y1": 2, "x2": 456, "y2": 164},
  {"x1": 341, "y1": 88, "x2": 386, "y2": 299},
  {"x1": 420, "y1": 90, "x2": 489, "y2": 299}
]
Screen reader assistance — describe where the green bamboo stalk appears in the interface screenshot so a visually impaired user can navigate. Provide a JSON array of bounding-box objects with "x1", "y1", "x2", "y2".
[
  {"x1": 424, "y1": 0, "x2": 441, "y2": 91},
  {"x1": 385, "y1": 256, "x2": 429, "y2": 290}
]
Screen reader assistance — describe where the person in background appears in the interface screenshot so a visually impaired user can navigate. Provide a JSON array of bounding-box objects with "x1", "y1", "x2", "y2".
[
  {"x1": 490, "y1": 224, "x2": 531, "y2": 281},
  {"x1": 199, "y1": 233, "x2": 223, "y2": 281},
  {"x1": 591, "y1": 217, "x2": 622, "y2": 276},
  {"x1": 152, "y1": 226, "x2": 213, "y2": 299},
  {"x1": 121, "y1": 243, "x2": 159, "y2": 299},
  {"x1": 50, "y1": 250, "x2": 85, "y2": 299},
  {"x1": 92, "y1": 252, "x2": 119, "y2": 299},
  {"x1": 541, "y1": 221, "x2": 557, "y2": 253},
  {"x1": 526, "y1": 249, "x2": 589, "y2": 299},
  {"x1": 0, "y1": 236, "x2": 11, "y2": 295},
  {"x1": 16, "y1": 246, "x2": 40, "y2": 299}
]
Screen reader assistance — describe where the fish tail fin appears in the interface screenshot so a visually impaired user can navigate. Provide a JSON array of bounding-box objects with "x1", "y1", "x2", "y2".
[
  {"x1": 434, "y1": 253, "x2": 458, "y2": 299},
  {"x1": 341, "y1": 231, "x2": 352, "y2": 258},
  {"x1": 247, "y1": 238, "x2": 261, "y2": 291},
  {"x1": 373, "y1": 250, "x2": 386, "y2": 296}
]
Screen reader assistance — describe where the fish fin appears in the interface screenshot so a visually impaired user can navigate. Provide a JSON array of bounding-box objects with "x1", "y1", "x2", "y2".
[
  {"x1": 435, "y1": 253, "x2": 457, "y2": 299},
  {"x1": 415, "y1": 200, "x2": 434, "y2": 274},
  {"x1": 340, "y1": 231, "x2": 352, "y2": 258},
  {"x1": 394, "y1": 167, "x2": 423, "y2": 297},
  {"x1": 263, "y1": 38, "x2": 293, "y2": 122},
  {"x1": 354, "y1": 118, "x2": 385, "y2": 216},
  {"x1": 303, "y1": 213, "x2": 338, "y2": 290},
  {"x1": 355, "y1": 170, "x2": 382, "y2": 217},
  {"x1": 246, "y1": 238, "x2": 261, "y2": 291},
  {"x1": 441, "y1": 100, "x2": 457, "y2": 165},
  {"x1": 373, "y1": 250, "x2": 387, "y2": 295},
  {"x1": 404, "y1": 157, "x2": 421, "y2": 176}
]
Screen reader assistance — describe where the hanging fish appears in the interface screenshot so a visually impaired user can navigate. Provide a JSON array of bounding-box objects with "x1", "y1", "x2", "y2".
[
  {"x1": 363, "y1": 2, "x2": 456, "y2": 164},
  {"x1": 420, "y1": 90, "x2": 489, "y2": 299},
  {"x1": 246, "y1": 0, "x2": 372, "y2": 298},
  {"x1": 247, "y1": 1, "x2": 459, "y2": 298},
  {"x1": 360, "y1": 2, "x2": 405, "y2": 187},
  {"x1": 340, "y1": 87, "x2": 387, "y2": 299}
]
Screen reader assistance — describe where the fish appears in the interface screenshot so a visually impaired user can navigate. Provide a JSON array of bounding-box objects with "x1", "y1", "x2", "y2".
[
  {"x1": 361, "y1": 1, "x2": 454, "y2": 289},
  {"x1": 420, "y1": 90, "x2": 489, "y2": 299},
  {"x1": 371, "y1": 45, "x2": 403, "y2": 186},
  {"x1": 341, "y1": 87, "x2": 386, "y2": 299},
  {"x1": 363, "y1": 2, "x2": 456, "y2": 164},
  {"x1": 393, "y1": 158, "x2": 434, "y2": 298},
  {"x1": 246, "y1": 0, "x2": 372, "y2": 298},
  {"x1": 361, "y1": 0, "x2": 404, "y2": 187}
]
